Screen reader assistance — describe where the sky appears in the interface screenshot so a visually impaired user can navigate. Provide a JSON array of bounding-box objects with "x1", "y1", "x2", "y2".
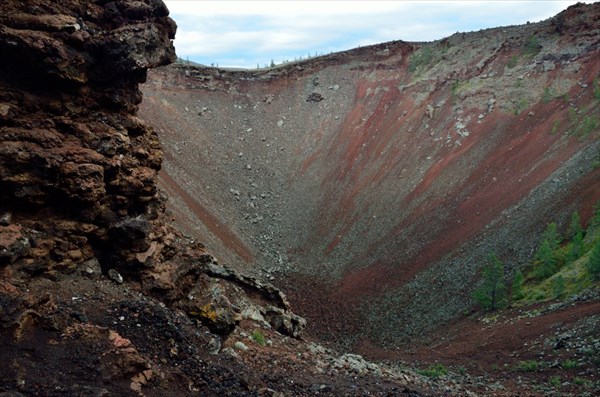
[{"x1": 164, "y1": 1, "x2": 586, "y2": 69}]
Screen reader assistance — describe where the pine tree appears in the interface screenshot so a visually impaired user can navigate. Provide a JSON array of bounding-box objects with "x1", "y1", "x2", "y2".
[
  {"x1": 566, "y1": 211, "x2": 583, "y2": 239},
  {"x1": 567, "y1": 232, "x2": 584, "y2": 263},
  {"x1": 534, "y1": 240, "x2": 557, "y2": 279},
  {"x1": 270, "y1": 59, "x2": 275, "y2": 68},
  {"x1": 590, "y1": 200, "x2": 600, "y2": 229},
  {"x1": 541, "y1": 222, "x2": 561, "y2": 251},
  {"x1": 586, "y1": 239, "x2": 600, "y2": 280},
  {"x1": 473, "y1": 254, "x2": 506, "y2": 311},
  {"x1": 552, "y1": 275, "x2": 565, "y2": 299},
  {"x1": 511, "y1": 270, "x2": 525, "y2": 300}
]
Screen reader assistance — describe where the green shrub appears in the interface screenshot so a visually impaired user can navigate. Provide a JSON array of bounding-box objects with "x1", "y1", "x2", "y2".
[
  {"x1": 507, "y1": 55, "x2": 519, "y2": 68},
  {"x1": 451, "y1": 80, "x2": 460, "y2": 96},
  {"x1": 417, "y1": 363, "x2": 448, "y2": 379},
  {"x1": 576, "y1": 115, "x2": 598, "y2": 139},
  {"x1": 542, "y1": 87, "x2": 556, "y2": 103},
  {"x1": 573, "y1": 377, "x2": 590, "y2": 386},
  {"x1": 551, "y1": 120, "x2": 561, "y2": 134},
  {"x1": 408, "y1": 47, "x2": 435, "y2": 73},
  {"x1": 549, "y1": 376, "x2": 561, "y2": 387},
  {"x1": 513, "y1": 98, "x2": 528, "y2": 115},
  {"x1": 522, "y1": 36, "x2": 542, "y2": 57},
  {"x1": 250, "y1": 329, "x2": 267, "y2": 346}
]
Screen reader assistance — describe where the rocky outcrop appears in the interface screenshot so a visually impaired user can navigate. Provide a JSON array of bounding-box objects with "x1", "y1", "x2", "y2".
[
  {"x1": 0, "y1": 0, "x2": 176, "y2": 278},
  {"x1": 0, "y1": 0, "x2": 304, "y2": 329},
  {"x1": 0, "y1": 2, "x2": 311, "y2": 394}
]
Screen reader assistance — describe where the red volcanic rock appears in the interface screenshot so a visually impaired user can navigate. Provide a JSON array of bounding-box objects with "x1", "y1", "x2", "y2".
[{"x1": 0, "y1": 0, "x2": 175, "y2": 276}]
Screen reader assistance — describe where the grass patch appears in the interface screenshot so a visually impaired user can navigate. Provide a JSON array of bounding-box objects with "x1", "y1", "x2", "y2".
[
  {"x1": 250, "y1": 329, "x2": 267, "y2": 346},
  {"x1": 451, "y1": 80, "x2": 460, "y2": 97},
  {"x1": 417, "y1": 363, "x2": 448, "y2": 379},
  {"x1": 519, "y1": 252, "x2": 595, "y2": 303},
  {"x1": 573, "y1": 377, "x2": 592, "y2": 387},
  {"x1": 507, "y1": 55, "x2": 519, "y2": 68},
  {"x1": 551, "y1": 120, "x2": 561, "y2": 134},
  {"x1": 408, "y1": 44, "x2": 448, "y2": 74},
  {"x1": 514, "y1": 360, "x2": 541, "y2": 372},
  {"x1": 542, "y1": 86, "x2": 557, "y2": 103},
  {"x1": 513, "y1": 98, "x2": 528, "y2": 115},
  {"x1": 549, "y1": 376, "x2": 561, "y2": 387},
  {"x1": 575, "y1": 115, "x2": 599, "y2": 139},
  {"x1": 562, "y1": 359, "x2": 578, "y2": 369}
]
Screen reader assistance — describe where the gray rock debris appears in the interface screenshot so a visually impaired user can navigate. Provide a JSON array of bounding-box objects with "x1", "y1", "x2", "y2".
[
  {"x1": 107, "y1": 268, "x2": 123, "y2": 284},
  {"x1": 0, "y1": 212, "x2": 12, "y2": 226},
  {"x1": 306, "y1": 93, "x2": 324, "y2": 102}
]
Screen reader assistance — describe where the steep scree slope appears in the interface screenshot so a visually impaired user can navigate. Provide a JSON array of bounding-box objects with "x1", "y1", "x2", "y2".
[{"x1": 140, "y1": 3, "x2": 600, "y2": 348}]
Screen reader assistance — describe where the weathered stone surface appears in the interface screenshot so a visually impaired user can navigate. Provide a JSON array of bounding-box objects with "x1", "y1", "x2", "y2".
[{"x1": 0, "y1": 0, "x2": 176, "y2": 277}]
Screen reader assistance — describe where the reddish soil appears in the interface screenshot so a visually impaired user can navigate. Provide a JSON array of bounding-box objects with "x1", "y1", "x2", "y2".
[{"x1": 357, "y1": 298, "x2": 600, "y2": 396}]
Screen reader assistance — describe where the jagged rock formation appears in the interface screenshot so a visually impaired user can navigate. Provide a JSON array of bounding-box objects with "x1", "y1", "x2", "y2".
[
  {"x1": 0, "y1": 0, "x2": 176, "y2": 277},
  {"x1": 141, "y1": 2, "x2": 600, "y2": 349},
  {"x1": 0, "y1": 1, "x2": 346, "y2": 395}
]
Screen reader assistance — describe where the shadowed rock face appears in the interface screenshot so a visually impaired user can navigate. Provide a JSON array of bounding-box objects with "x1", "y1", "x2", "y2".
[{"x1": 140, "y1": 3, "x2": 600, "y2": 348}]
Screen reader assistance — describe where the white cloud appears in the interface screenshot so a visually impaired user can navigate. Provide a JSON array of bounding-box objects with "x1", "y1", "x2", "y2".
[{"x1": 164, "y1": 0, "x2": 584, "y2": 68}]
